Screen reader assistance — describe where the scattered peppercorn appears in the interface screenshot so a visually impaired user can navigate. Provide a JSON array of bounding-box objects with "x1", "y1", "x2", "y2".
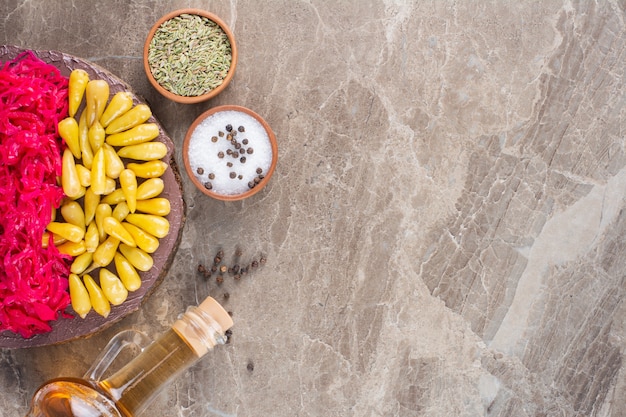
[
  {"x1": 251, "y1": 260, "x2": 259, "y2": 268},
  {"x1": 238, "y1": 125, "x2": 245, "y2": 132},
  {"x1": 225, "y1": 124, "x2": 233, "y2": 132},
  {"x1": 223, "y1": 292, "x2": 230, "y2": 300},
  {"x1": 209, "y1": 173, "x2": 215, "y2": 180},
  {"x1": 256, "y1": 167, "x2": 263, "y2": 174},
  {"x1": 204, "y1": 182, "x2": 212, "y2": 190},
  {"x1": 218, "y1": 131, "x2": 224, "y2": 137},
  {"x1": 216, "y1": 275, "x2": 224, "y2": 284},
  {"x1": 242, "y1": 139, "x2": 249, "y2": 145},
  {"x1": 220, "y1": 265, "x2": 228, "y2": 273},
  {"x1": 211, "y1": 136, "x2": 218, "y2": 143},
  {"x1": 197, "y1": 167, "x2": 204, "y2": 175},
  {"x1": 218, "y1": 151, "x2": 224, "y2": 158},
  {"x1": 230, "y1": 172, "x2": 236, "y2": 179},
  {"x1": 227, "y1": 162, "x2": 233, "y2": 167},
  {"x1": 246, "y1": 361, "x2": 254, "y2": 372},
  {"x1": 247, "y1": 147, "x2": 254, "y2": 154},
  {"x1": 240, "y1": 156, "x2": 247, "y2": 163}
]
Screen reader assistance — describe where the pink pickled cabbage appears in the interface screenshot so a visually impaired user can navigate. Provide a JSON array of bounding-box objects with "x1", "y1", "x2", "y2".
[{"x1": 0, "y1": 51, "x2": 71, "y2": 338}]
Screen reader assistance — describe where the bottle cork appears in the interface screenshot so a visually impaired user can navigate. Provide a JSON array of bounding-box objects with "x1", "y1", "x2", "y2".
[
  {"x1": 172, "y1": 296, "x2": 233, "y2": 357},
  {"x1": 199, "y1": 296, "x2": 233, "y2": 332}
]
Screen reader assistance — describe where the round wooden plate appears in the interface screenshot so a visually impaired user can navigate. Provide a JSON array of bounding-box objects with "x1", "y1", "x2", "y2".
[{"x1": 0, "y1": 45, "x2": 185, "y2": 348}]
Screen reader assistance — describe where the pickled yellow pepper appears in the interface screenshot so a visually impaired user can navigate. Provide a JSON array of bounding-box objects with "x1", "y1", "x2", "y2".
[
  {"x1": 68, "y1": 69, "x2": 89, "y2": 117},
  {"x1": 105, "y1": 103, "x2": 152, "y2": 134},
  {"x1": 99, "y1": 269, "x2": 128, "y2": 306},
  {"x1": 100, "y1": 91, "x2": 133, "y2": 128},
  {"x1": 83, "y1": 274, "x2": 110, "y2": 318},
  {"x1": 58, "y1": 117, "x2": 81, "y2": 159},
  {"x1": 119, "y1": 169, "x2": 137, "y2": 213},
  {"x1": 61, "y1": 148, "x2": 83, "y2": 199},
  {"x1": 69, "y1": 273, "x2": 91, "y2": 319},
  {"x1": 85, "y1": 80, "x2": 109, "y2": 127}
]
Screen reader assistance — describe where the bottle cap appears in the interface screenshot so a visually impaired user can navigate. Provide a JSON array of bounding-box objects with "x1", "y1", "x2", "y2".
[
  {"x1": 198, "y1": 296, "x2": 233, "y2": 332},
  {"x1": 172, "y1": 296, "x2": 233, "y2": 356}
]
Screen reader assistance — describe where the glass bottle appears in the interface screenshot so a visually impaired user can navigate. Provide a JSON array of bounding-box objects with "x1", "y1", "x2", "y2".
[{"x1": 25, "y1": 296, "x2": 233, "y2": 417}]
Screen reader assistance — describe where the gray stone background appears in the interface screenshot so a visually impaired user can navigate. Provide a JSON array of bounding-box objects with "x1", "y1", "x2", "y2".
[{"x1": 1, "y1": 1, "x2": 625, "y2": 416}]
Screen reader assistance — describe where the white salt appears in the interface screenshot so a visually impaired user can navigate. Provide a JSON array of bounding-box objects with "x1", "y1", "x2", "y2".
[{"x1": 188, "y1": 110, "x2": 273, "y2": 195}]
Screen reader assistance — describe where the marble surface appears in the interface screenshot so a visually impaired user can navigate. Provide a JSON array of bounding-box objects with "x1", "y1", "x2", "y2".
[{"x1": 1, "y1": 0, "x2": 625, "y2": 416}]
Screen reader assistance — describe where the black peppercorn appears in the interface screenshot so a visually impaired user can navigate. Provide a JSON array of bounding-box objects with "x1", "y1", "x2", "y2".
[
  {"x1": 216, "y1": 275, "x2": 224, "y2": 284},
  {"x1": 203, "y1": 182, "x2": 212, "y2": 190},
  {"x1": 227, "y1": 162, "x2": 233, "y2": 167},
  {"x1": 256, "y1": 167, "x2": 263, "y2": 174},
  {"x1": 259, "y1": 257, "x2": 267, "y2": 265},
  {"x1": 240, "y1": 156, "x2": 247, "y2": 163},
  {"x1": 248, "y1": 181, "x2": 255, "y2": 189},
  {"x1": 218, "y1": 151, "x2": 224, "y2": 158},
  {"x1": 238, "y1": 125, "x2": 245, "y2": 132},
  {"x1": 246, "y1": 361, "x2": 254, "y2": 372},
  {"x1": 197, "y1": 167, "x2": 204, "y2": 175},
  {"x1": 238, "y1": 175, "x2": 243, "y2": 180},
  {"x1": 226, "y1": 149, "x2": 232, "y2": 155},
  {"x1": 242, "y1": 139, "x2": 249, "y2": 145},
  {"x1": 211, "y1": 136, "x2": 218, "y2": 143},
  {"x1": 230, "y1": 172, "x2": 236, "y2": 179},
  {"x1": 251, "y1": 260, "x2": 259, "y2": 268},
  {"x1": 225, "y1": 124, "x2": 233, "y2": 132},
  {"x1": 247, "y1": 147, "x2": 254, "y2": 154},
  {"x1": 218, "y1": 131, "x2": 224, "y2": 137},
  {"x1": 214, "y1": 256, "x2": 221, "y2": 265},
  {"x1": 209, "y1": 173, "x2": 215, "y2": 180}
]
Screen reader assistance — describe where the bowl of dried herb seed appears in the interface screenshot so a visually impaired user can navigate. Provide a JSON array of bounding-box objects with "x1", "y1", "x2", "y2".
[
  {"x1": 143, "y1": 9, "x2": 237, "y2": 104},
  {"x1": 183, "y1": 105, "x2": 278, "y2": 201}
]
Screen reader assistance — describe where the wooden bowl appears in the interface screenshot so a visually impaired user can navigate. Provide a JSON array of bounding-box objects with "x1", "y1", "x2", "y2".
[
  {"x1": 0, "y1": 45, "x2": 185, "y2": 348},
  {"x1": 183, "y1": 105, "x2": 278, "y2": 201},
  {"x1": 143, "y1": 9, "x2": 237, "y2": 104}
]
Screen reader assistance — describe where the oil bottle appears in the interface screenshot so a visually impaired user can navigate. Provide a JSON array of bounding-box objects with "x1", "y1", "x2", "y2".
[{"x1": 25, "y1": 296, "x2": 233, "y2": 417}]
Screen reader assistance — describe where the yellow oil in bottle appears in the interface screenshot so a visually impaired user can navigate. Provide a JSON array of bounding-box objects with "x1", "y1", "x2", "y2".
[{"x1": 99, "y1": 329, "x2": 200, "y2": 417}]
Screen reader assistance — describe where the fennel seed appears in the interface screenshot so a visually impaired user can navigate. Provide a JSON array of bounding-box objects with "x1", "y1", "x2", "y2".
[{"x1": 148, "y1": 13, "x2": 232, "y2": 97}]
